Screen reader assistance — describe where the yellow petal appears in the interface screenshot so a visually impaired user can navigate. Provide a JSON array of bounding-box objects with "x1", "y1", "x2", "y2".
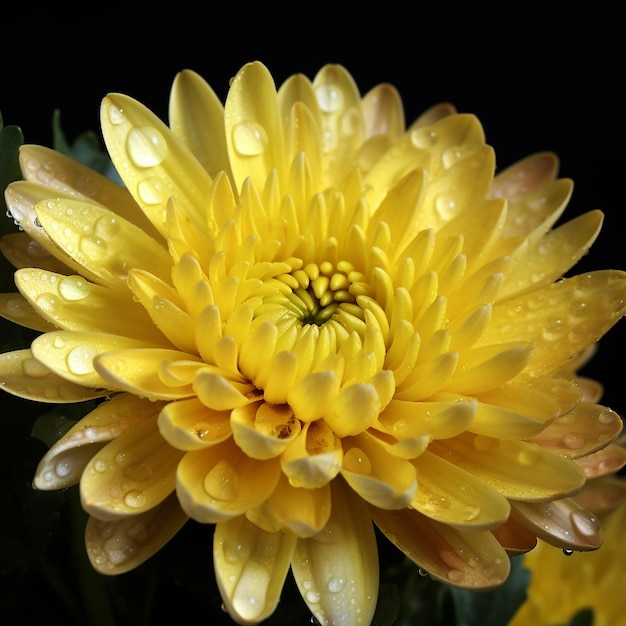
[
  {"x1": 157, "y1": 397, "x2": 232, "y2": 450},
  {"x1": 176, "y1": 438, "x2": 281, "y2": 523},
  {"x1": 0, "y1": 292, "x2": 57, "y2": 331},
  {"x1": 169, "y1": 69, "x2": 230, "y2": 179},
  {"x1": 34, "y1": 394, "x2": 164, "y2": 489},
  {"x1": 340, "y1": 432, "x2": 417, "y2": 509},
  {"x1": 361, "y1": 82, "x2": 405, "y2": 142},
  {"x1": 86, "y1": 492, "x2": 187, "y2": 574},
  {"x1": 35, "y1": 198, "x2": 172, "y2": 288},
  {"x1": 95, "y1": 347, "x2": 201, "y2": 400},
  {"x1": 225, "y1": 61, "x2": 285, "y2": 192},
  {"x1": 510, "y1": 497, "x2": 603, "y2": 551},
  {"x1": 429, "y1": 432, "x2": 586, "y2": 500},
  {"x1": 267, "y1": 474, "x2": 331, "y2": 538},
  {"x1": 526, "y1": 402, "x2": 623, "y2": 459},
  {"x1": 291, "y1": 479, "x2": 379, "y2": 625},
  {"x1": 324, "y1": 381, "x2": 382, "y2": 437},
  {"x1": 101, "y1": 92, "x2": 213, "y2": 238},
  {"x1": 411, "y1": 450, "x2": 510, "y2": 529},
  {"x1": 491, "y1": 515, "x2": 538, "y2": 555},
  {"x1": 231, "y1": 401, "x2": 301, "y2": 459},
  {"x1": 214, "y1": 515, "x2": 297, "y2": 625},
  {"x1": 0, "y1": 231, "x2": 73, "y2": 274},
  {"x1": 372, "y1": 506, "x2": 510, "y2": 589},
  {"x1": 286, "y1": 370, "x2": 340, "y2": 423},
  {"x1": 15, "y1": 268, "x2": 165, "y2": 342},
  {"x1": 80, "y1": 415, "x2": 183, "y2": 520},
  {"x1": 280, "y1": 420, "x2": 343, "y2": 489},
  {"x1": 468, "y1": 402, "x2": 546, "y2": 439}
]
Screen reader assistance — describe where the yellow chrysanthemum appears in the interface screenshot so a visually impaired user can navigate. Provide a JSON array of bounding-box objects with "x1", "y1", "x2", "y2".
[{"x1": 1, "y1": 61, "x2": 625, "y2": 625}]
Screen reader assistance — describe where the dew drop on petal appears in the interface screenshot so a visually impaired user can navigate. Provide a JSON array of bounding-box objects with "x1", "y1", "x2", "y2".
[
  {"x1": 315, "y1": 84, "x2": 343, "y2": 112},
  {"x1": 137, "y1": 177, "x2": 171, "y2": 205},
  {"x1": 204, "y1": 460, "x2": 238, "y2": 501},
  {"x1": 94, "y1": 459, "x2": 108, "y2": 472},
  {"x1": 58, "y1": 277, "x2": 90, "y2": 301},
  {"x1": 126, "y1": 127, "x2": 167, "y2": 167},
  {"x1": 327, "y1": 577, "x2": 346, "y2": 593},
  {"x1": 232, "y1": 121, "x2": 268, "y2": 156},
  {"x1": 66, "y1": 345, "x2": 97, "y2": 375},
  {"x1": 410, "y1": 128, "x2": 437, "y2": 149},
  {"x1": 94, "y1": 215, "x2": 121, "y2": 238},
  {"x1": 107, "y1": 104, "x2": 126, "y2": 125},
  {"x1": 55, "y1": 459, "x2": 71, "y2": 477},
  {"x1": 562, "y1": 432, "x2": 585, "y2": 450},
  {"x1": 569, "y1": 510, "x2": 599, "y2": 538},
  {"x1": 104, "y1": 534, "x2": 139, "y2": 565},
  {"x1": 447, "y1": 569, "x2": 463, "y2": 583},
  {"x1": 342, "y1": 447, "x2": 372, "y2": 475},
  {"x1": 123, "y1": 489, "x2": 147, "y2": 509},
  {"x1": 598, "y1": 408, "x2": 616, "y2": 425}
]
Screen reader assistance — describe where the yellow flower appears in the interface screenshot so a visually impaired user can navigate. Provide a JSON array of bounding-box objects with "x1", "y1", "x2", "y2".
[{"x1": 1, "y1": 61, "x2": 625, "y2": 625}]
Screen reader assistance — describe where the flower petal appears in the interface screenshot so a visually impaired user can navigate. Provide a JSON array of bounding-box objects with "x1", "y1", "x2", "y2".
[
  {"x1": 572, "y1": 476, "x2": 626, "y2": 513},
  {"x1": 176, "y1": 438, "x2": 281, "y2": 523},
  {"x1": 80, "y1": 415, "x2": 183, "y2": 520},
  {"x1": 372, "y1": 506, "x2": 510, "y2": 589},
  {"x1": 0, "y1": 348, "x2": 108, "y2": 402},
  {"x1": 340, "y1": 432, "x2": 417, "y2": 509},
  {"x1": 157, "y1": 397, "x2": 232, "y2": 450},
  {"x1": 0, "y1": 292, "x2": 57, "y2": 331},
  {"x1": 573, "y1": 442, "x2": 626, "y2": 479},
  {"x1": 34, "y1": 394, "x2": 164, "y2": 489},
  {"x1": 86, "y1": 492, "x2": 187, "y2": 574},
  {"x1": 34, "y1": 198, "x2": 172, "y2": 288},
  {"x1": 411, "y1": 450, "x2": 510, "y2": 530},
  {"x1": 510, "y1": 497, "x2": 603, "y2": 551},
  {"x1": 526, "y1": 402, "x2": 623, "y2": 459},
  {"x1": 291, "y1": 479, "x2": 379, "y2": 626},
  {"x1": 429, "y1": 432, "x2": 586, "y2": 500},
  {"x1": 214, "y1": 515, "x2": 297, "y2": 625}
]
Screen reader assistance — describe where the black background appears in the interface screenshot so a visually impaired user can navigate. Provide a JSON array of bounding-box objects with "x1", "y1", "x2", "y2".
[{"x1": 0, "y1": 3, "x2": 624, "y2": 624}]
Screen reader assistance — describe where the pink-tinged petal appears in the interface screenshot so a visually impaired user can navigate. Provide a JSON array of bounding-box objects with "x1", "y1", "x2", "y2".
[
  {"x1": 411, "y1": 450, "x2": 510, "y2": 530},
  {"x1": 280, "y1": 420, "x2": 343, "y2": 489},
  {"x1": 0, "y1": 292, "x2": 57, "y2": 331},
  {"x1": 176, "y1": 438, "x2": 281, "y2": 523},
  {"x1": 169, "y1": 69, "x2": 230, "y2": 179},
  {"x1": 214, "y1": 515, "x2": 297, "y2": 625},
  {"x1": 372, "y1": 506, "x2": 510, "y2": 589},
  {"x1": 0, "y1": 348, "x2": 108, "y2": 402},
  {"x1": 231, "y1": 401, "x2": 301, "y2": 459},
  {"x1": 429, "y1": 432, "x2": 586, "y2": 501},
  {"x1": 491, "y1": 515, "x2": 538, "y2": 555},
  {"x1": 267, "y1": 474, "x2": 331, "y2": 538},
  {"x1": 95, "y1": 348, "x2": 202, "y2": 400},
  {"x1": 572, "y1": 476, "x2": 626, "y2": 513},
  {"x1": 526, "y1": 402, "x2": 622, "y2": 459},
  {"x1": 225, "y1": 61, "x2": 286, "y2": 193},
  {"x1": 34, "y1": 198, "x2": 172, "y2": 288},
  {"x1": 80, "y1": 415, "x2": 183, "y2": 520},
  {"x1": 15, "y1": 268, "x2": 166, "y2": 343},
  {"x1": 573, "y1": 443, "x2": 626, "y2": 479},
  {"x1": 86, "y1": 492, "x2": 187, "y2": 574},
  {"x1": 101, "y1": 93, "x2": 213, "y2": 239},
  {"x1": 510, "y1": 498, "x2": 603, "y2": 551},
  {"x1": 35, "y1": 394, "x2": 164, "y2": 489},
  {"x1": 340, "y1": 432, "x2": 417, "y2": 509},
  {"x1": 157, "y1": 397, "x2": 232, "y2": 450},
  {"x1": 291, "y1": 480, "x2": 379, "y2": 626},
  {"x1": 32, "y1": 331, "x2": 156, "y2": 389}
]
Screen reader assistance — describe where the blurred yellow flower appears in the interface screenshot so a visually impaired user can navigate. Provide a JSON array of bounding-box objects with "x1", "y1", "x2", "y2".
[{"x1": 1, "y1": 61, "x2": 625, "y2": 625}]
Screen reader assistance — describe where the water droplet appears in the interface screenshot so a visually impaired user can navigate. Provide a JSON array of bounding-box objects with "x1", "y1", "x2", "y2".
[
  {"x1": 562, "y1": 548, "x2": 574, "y2": 556},
  {"x1": 94, "y1": 215, "x2": 121, "y2": 238},
  {"x1": 315, "y1": 83, "x2": 343, "y2": 112},
  {"x1": 434, "y1": 194, "x2": 457, "y2": 220},
  {"x1": 35, "y1": 293, "x2": 60, "y2": 315},
  {"x1": 66, "y1": 345, "x2": 97, "y2": 375},
  {"x1": 22, "y1": 358, "x2": 49, "y2": 378},
  {"x1": 55, "y1": 459, "x2": 71, "y2": 477},
  {"x1": 472, "y1": 435, "x2": 496, "y2": 452},
  {"x1": 562, "y1": 432, "x2": 585, "y2": 450},
  {"x1": 104, "y1": 534, "x2": 138, "y2": 565},
  {"x1": 126, "y1": 127, "x2": 167, "y2": 167},
  {"x1": 123, "y1": 489, "x2": 147, "y2": 509},
  {"x1": 137, "y1": 176, "x2": 171, "y2": 205},
  {"x1": 410, "y1": 128, "x2": 437, "y2": 149},
  {"x1": 569, "y1": 510, "x2": 599, "y2": 538},
  {"x1": 418, "y1": 567, "x2": 429, "y2": 577},
  {"x1": 342, "y1": 447, "x2": 372, "y2": 475},
  {"x1": 204, "y1": 460, "x2": 238, "y2": 501},
  {"x1": 598, "y1": 408, "x2": 615, "y2": 424},
  {"x1": 447, "y1": 569, "x2": 463, "y2": 582},
  {"x1": 232, "y1": 121, "x2": 268, "y2": 156},
  {"x1": 94, "y1": 459, "x2": 108, "y2": 472},
  {"x1": 327, "y1": 577, "x2": 346, "y2": 593},
  {"x1": 59, "y1": 276, "x2": 90, "y2": 301},
  {"x1": 108, "y1": 104, "x2": 126, "y2": 125},
  {"x1": 306, "y1": 590, "x2": 320, "y2": 604}
]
